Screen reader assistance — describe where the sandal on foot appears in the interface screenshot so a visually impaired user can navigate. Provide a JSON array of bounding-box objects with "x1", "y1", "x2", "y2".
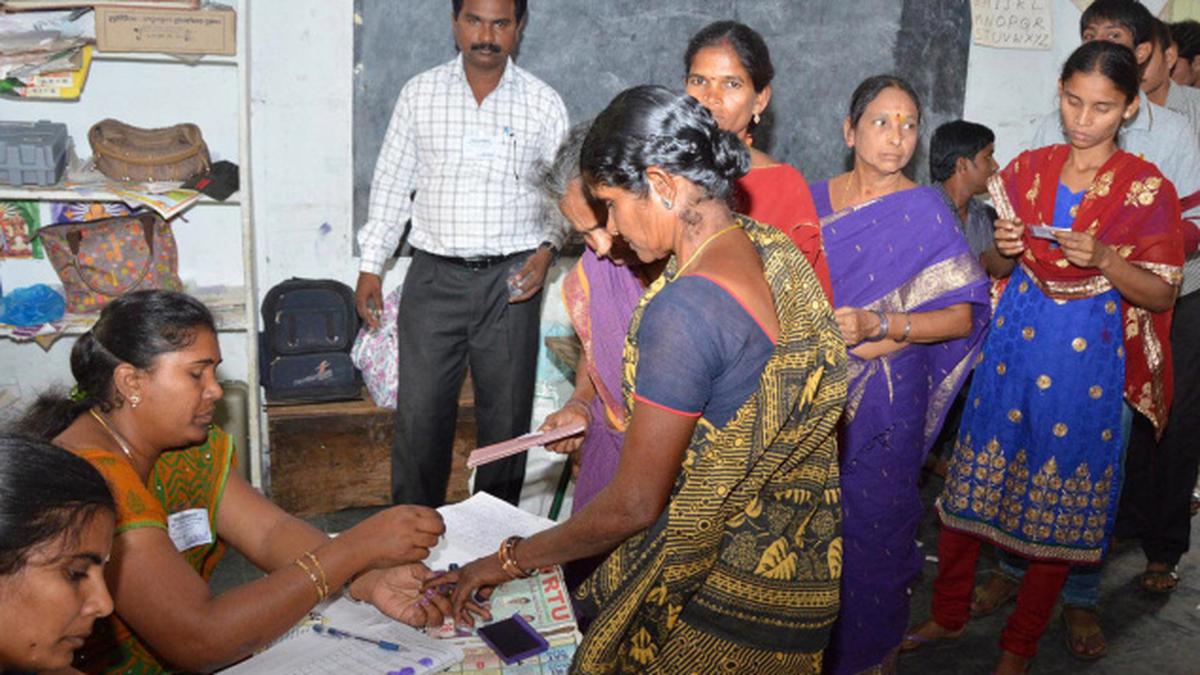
[
  {"x1": 1062, "y1": 606, "x2": 1107, "y2": 661},
  {"x1": 1138, "y1": 564, "x2": 1180, "y2": 595},
  {"x1": 899, "y1": 620, "x2": 964, "y2": 653},
  {"x1": 971, "y1": 570, "x2": 1019, "y2": 618}
]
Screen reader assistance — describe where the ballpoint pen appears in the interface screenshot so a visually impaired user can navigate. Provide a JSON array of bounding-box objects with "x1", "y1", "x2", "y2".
[{"x1": 311, "y1": 624, "x2": 401, "y2": 651}]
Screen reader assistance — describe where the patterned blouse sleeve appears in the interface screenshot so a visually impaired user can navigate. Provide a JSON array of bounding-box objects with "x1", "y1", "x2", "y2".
[{"x1": 76, "y1": 449, "x2": 167, "y2": 534}]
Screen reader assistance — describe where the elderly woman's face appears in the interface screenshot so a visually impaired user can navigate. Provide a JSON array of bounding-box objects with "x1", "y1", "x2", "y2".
[
  {"x1": 685, "y1": 42, "x2": 768, "y2": 143},
  {"x1": 589, "y1": 183, "x2": 669, "y2": 264},
  {"x1": 0, "y1": 512, "x2": 114, "y2": 672},
  {"x1": 560, "y1": 179, "x2": 641, "y2": 266},
  {"x1": 846, "y1": 86, "x2": 919, "y2": 176}
]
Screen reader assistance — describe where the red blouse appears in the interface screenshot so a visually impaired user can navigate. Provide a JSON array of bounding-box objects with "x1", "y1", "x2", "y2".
[{"x1": 735, "y1": 163, "x2": 833, "y2": 301}]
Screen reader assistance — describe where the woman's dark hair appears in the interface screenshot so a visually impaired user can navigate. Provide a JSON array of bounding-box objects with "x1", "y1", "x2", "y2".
[
  {"x1": 0, "y1": 434, "x2": 114, "y2": 575},
  {"x1": 1060, "y1": 40, "x2": 1140, "y2": 105},
  {"x1": 684, "y1": 21, "x2": 775, "y2": 92},
  {"x1": 847, "y1": 74, "x2": 922, "y2": 127},
  {"x1": 14, "y1": 290, "x2": 216, "y2": 441},
  {"x1": 580, "y1": 85, "x2": 750, "y2": 202},
  {"x1": 930, "y1": 120, "x2": 996, "y2": 182}
]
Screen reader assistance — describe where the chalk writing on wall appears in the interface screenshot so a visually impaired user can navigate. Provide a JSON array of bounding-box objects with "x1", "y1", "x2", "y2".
[{"x1": 971, "y1": 0, "x2": 1052, "y2": 50}]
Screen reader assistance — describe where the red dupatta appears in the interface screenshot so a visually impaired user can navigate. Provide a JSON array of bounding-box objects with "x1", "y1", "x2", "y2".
[{"x1": 999, "y1": 145, "x2": 1184, "y2": 434}]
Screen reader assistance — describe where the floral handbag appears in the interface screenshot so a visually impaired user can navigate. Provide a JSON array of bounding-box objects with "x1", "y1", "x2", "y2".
[
  {"x1": 38, "y1": 211, "x2": 183, "y2": 313},
  {"x1": 350, "y1": 286, "x2": 401, "y2": 408}
]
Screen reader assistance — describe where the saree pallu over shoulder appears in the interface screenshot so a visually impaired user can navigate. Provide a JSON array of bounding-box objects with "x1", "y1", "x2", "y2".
[
  {"x1": 571, "y1": 217, "x2": 848, "y2": 674},
  {"x1": 820, "y1": 186, "x2": 991, "y2": 452},
  {"x1": 1001, "y1": 146, "x2": 1184, "y2": 434}
]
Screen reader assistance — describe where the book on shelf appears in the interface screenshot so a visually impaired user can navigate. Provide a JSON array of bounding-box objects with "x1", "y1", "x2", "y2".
[
  {"x1": 10, "y1": 45, "x2": 92, "y2": 100},
  {"x1": 0, "y1": 0, "x2": 199, "y2": 9}
]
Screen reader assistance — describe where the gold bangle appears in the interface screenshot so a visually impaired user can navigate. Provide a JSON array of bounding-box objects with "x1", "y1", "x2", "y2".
[
  {"x1": 294, "y1": 558, "x2": 326, "y2": 602},
  {"x1": 304, "y1": 551, "x2": 330, "y2": 598},
  {"x1": 497, "y1": 535, "x2": 535, "y2": 580}
]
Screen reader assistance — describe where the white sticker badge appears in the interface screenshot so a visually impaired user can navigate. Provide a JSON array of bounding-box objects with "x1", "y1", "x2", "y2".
[
  {"x1": 166, "y1": 508, "x2": 214, "y2": 552},
  {"x1": 462, "y1": 131, "x2": 501, "y2": 162}
]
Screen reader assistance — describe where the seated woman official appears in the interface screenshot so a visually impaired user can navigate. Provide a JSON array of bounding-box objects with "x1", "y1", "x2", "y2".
[
  {"x1": 435, "y1": 85, "x2": 848, "y2": 674},
  {"x1": 0, "y1": 434, "x2": 115, "y2": 675},
  {"x1": 15, "y1": 290, "x2": 468, "y2": 674}
]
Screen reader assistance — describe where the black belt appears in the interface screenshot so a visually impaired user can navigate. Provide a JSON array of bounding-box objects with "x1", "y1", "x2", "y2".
[{"x1": 419, "y1": 248, "x2": 530, "y2": 271}]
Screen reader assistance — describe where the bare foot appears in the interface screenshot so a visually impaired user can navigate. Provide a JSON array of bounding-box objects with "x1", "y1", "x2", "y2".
[
  {"x1": 993, "y1": 649, "x2": 1030, "y2": 674},
  {"x1": 899, "y1": 619, "x2": 964, "y2": 653}
]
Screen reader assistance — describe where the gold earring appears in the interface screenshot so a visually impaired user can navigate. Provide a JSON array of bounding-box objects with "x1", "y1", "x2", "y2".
[{"x1": 129, "y1": 393, "x2": 141, "y2": 409}]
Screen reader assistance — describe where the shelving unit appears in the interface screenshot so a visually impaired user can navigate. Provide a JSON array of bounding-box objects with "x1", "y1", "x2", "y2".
[{"x1": 0, "y1": 1, "x2": 264, "y2": 487}]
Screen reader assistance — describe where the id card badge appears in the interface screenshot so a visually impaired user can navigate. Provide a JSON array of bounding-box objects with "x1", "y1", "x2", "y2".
[
  {"x1": 167, "y1": 508, "x2": 214, "y2": 551},
  {"x1": 462, "y1": 131, "x2": 501, "y2": 162}
]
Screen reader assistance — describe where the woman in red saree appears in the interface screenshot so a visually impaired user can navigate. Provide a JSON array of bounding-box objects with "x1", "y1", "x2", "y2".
[{"x1": 905, "y1": 41, "x2": 1184, "y2": 674}]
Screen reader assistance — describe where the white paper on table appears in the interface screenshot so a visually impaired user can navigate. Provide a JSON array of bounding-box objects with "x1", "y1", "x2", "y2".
[
  {"x1": 220, "y1": 597, "x2": 462, "y2": 675},
  {"x1": 425, "y1": 492, "x2": 557, "y2": 570}
]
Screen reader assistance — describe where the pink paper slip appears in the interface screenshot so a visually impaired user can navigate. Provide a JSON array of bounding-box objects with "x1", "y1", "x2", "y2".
[{"x1": 466, "y1": 422, "x2": 587, "y2": 468}]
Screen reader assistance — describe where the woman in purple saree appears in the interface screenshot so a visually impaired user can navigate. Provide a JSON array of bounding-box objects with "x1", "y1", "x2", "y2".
[{"x1": 814, "y1": 76, "x2": 991, "y2": 674}]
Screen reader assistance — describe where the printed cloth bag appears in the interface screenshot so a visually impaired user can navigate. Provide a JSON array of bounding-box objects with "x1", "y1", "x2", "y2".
[
  {"x1": 350, "y1": 286, "x2": 401, "y2": 408},
  {"x1": 38, "y1": 211, "x2": 183, "y2": 313}
]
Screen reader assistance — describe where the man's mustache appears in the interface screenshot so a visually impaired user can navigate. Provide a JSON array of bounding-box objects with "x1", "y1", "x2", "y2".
[{"x1": 471, "y1": 43, "x2": 501, "y2": 54}]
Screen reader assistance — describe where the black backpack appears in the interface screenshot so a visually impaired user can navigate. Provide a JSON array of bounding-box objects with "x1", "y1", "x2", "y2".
[{"x1": 260, "y1": 278, "x2": 362, "y2": 403}]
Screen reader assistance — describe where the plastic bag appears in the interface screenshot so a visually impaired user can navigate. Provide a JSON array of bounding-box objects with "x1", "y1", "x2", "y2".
[
  {"x1": 350, "y1": 286, "x2": 401, "y2": 408},
  {"x1": 0, "y1": 283, "x2": 66, "y2": 326}
]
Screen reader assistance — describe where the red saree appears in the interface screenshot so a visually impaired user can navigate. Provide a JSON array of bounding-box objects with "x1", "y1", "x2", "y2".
[{"x1": 1000, "y1": 145, "x2": 1184, "y2": 433}]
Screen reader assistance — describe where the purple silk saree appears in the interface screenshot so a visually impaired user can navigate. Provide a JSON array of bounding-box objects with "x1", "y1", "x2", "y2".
[
  {"x1": 814, "y1": 184, "x2": 991, "y2": 674},
  {"x1": 560, "y1": 248, "x2": 645, "y2": 591}
]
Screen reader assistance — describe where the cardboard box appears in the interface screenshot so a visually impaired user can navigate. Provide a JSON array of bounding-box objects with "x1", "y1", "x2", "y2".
[{"x1": 95, "y1": 5, "x2": 236, "y2": 56}]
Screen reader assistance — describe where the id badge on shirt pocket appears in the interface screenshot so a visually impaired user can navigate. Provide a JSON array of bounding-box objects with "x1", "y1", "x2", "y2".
[
  {"x1": 167, "y1": 508, "x2": 214, "y2": 552},
  {"x1": 462, "y1": 131, "x2": 502, "y2": 162}
]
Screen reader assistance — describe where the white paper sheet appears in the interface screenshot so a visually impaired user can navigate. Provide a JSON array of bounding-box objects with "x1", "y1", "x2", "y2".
[{"x1": 425, "y1": 492, "x2": 557, "y2": 570}]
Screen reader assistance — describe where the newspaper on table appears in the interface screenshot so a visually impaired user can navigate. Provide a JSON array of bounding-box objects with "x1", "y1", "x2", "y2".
[{"x1": 221, "y1": 493, "x2": 580, "y2": 674}]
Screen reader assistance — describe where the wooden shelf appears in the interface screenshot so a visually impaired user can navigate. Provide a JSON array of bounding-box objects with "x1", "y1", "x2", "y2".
[
  {"x1": 58, "y1": 286, "x2": 248, "y2": 335},
  {"x1": 91, "y1": 52, "x2": 238, "y2": 66},
  {"x1": 0, "y1": 185, "x2": 239, "y2": 207}
]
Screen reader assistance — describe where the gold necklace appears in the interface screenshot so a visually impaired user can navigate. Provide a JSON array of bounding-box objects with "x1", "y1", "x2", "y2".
[
  {"x1": 89, "y1": 408, "x2": 137, "y2": 465},
  {"x1": 675, "y1": 223, "x2": 742, "y2": 277}
]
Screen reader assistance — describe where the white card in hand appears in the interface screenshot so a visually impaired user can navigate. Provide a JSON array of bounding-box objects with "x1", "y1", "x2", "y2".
[{"x1": 1029, "y1": 225, "x2": 1068, "y2": 240}]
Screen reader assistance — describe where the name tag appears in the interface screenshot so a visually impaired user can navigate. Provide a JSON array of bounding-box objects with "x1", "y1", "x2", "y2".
[
  {"x1": 167, "y1": 508, "x2": 214, "y2": 551},
  {"x1": 462, "y1": 131, "x2": 501, "y2": 162}
]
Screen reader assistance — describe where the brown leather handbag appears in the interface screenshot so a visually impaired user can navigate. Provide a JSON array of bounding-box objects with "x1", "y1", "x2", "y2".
[
  {"x1": 38, "y1": 211, "x2": 184, "y2": 313},
  {"x1": 88, "y1": 119, "x2": 211, "y2": 183}
]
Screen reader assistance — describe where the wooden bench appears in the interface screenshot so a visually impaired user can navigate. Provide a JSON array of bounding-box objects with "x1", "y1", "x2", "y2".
[{"x1": 266, "y1": 377, "x2": 476, "y2": 516}]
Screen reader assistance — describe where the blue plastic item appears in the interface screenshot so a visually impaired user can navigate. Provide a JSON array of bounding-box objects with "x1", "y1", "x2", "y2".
[{"x1": 0, "y1": 284, "x2": 66, "y2": 326}]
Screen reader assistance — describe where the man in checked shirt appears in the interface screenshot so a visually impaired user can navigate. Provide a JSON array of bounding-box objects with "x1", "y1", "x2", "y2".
[{"x1": 355, "y1": 0, "x2": 569, "y2": 507}]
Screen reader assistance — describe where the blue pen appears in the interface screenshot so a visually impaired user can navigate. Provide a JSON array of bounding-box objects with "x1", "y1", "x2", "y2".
[{"x1": 312, "y1": 624, "x2": 401, "y2": 651}]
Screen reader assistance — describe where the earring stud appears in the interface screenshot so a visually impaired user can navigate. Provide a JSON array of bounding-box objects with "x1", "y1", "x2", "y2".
[
  {"x1": 661, "y1": 198, "x2": 673, "y2": 209},
  {"x1": 129, "y1": 393, "x2": 141, "y2": 409}
]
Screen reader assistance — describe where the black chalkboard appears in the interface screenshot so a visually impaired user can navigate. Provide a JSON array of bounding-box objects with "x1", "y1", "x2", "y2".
[{"x1": 352, "y1": 0, "x2": 971, "y2": 234}]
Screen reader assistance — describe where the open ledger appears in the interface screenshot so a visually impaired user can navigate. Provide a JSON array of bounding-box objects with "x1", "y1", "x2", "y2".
[{"x1": 222, "y1": 492, "x2": 579, "y2": 674}]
